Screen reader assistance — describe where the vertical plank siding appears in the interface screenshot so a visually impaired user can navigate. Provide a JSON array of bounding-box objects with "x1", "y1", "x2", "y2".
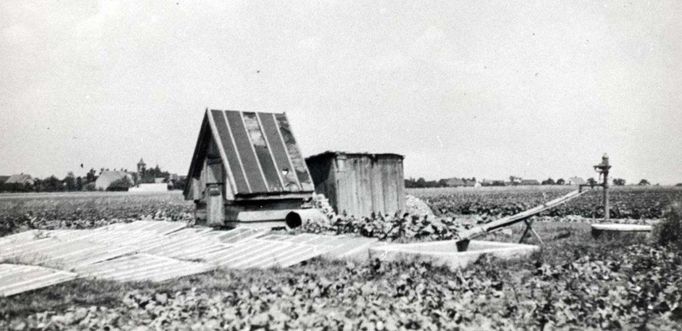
[{"x1": 306, "y1": 153, "x2": 405, "y2": 218}]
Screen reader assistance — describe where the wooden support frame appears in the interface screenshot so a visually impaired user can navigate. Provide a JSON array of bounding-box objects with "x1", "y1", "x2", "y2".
[
  {"x1": 455, "y1": 189, "x2": 588, "y2": 251},
  {"x1": 518, "y1": 219, "x2": 544, "y2": 245}
]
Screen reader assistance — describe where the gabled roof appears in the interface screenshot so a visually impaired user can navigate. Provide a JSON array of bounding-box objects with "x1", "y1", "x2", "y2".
[
  {"x1": 5, "y1": 174, "x2": 33, "y2": 185},
  {"x1": 95, "y1": 171, "x2": 133, "y2": 190},
  {"x1": 445, "y1": 178, "x2": 465, "y2": 186},
  {"x1": 185, "y1": 109, "x2": 314, "y2": 198}
]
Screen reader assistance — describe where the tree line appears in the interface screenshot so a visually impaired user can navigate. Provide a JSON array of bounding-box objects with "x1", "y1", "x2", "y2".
[
  {"x1": 0, "y1": 166, "x2": 186, "y2": 193},
  {"x1": 405, "y1": 176, "x2": 654, "y2": 188}
]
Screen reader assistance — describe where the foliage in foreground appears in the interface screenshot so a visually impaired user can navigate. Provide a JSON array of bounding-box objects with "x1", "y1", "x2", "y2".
[
  {"x1": 655, "y1": 203, "x2": 682, "y2": 251},
  {"x1": 302, "y1": 213, "x2": 466, "y2": 242},
  {"x1": 2, "y1": 242, "x2": 681, "y2": 330}
]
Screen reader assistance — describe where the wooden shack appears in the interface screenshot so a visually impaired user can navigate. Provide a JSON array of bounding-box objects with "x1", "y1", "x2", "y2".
[
  {"x1": 183, "y1": 109, "x2": 319, "y2": 228},
  {"x1": 305, "y1": 152, "x2": 406, "y2": 218}
]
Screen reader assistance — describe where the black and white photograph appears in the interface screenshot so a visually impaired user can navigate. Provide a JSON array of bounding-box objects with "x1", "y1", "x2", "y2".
[{"x1": 1, "y1": 1, "x2": 681, "y2": 330}]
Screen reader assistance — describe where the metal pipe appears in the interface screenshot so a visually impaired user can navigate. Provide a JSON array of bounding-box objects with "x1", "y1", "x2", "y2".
[{"x1": 603, "y1": 171, "x2": 609, "y2": 222}]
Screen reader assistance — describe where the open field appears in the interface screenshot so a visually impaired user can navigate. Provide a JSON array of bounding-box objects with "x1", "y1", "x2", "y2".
[
  {"x1": 1, "y1": 222, "x2": 681, "y2": 330},
  {"x1": 2, "y1": 186, "x2": 677, "y2": 238},
  {"x1": 0, "y1": 189, "x2": 681, "y2": 329},
  {"x1": 0, "y1": 191, "x2": 193, "y2": 237},
  {"x1": 410, "y1": 185, "x2": 682, "y2": 220}
]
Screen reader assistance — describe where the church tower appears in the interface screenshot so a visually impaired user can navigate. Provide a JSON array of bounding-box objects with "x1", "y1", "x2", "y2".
[{"x1": 137, "y1": 158, "x2": 146, "y2": 181}]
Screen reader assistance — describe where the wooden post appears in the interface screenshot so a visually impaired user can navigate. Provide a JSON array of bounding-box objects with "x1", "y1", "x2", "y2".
[{"x1": 518, "y1": 219, "x2": 544, "y2": 245}]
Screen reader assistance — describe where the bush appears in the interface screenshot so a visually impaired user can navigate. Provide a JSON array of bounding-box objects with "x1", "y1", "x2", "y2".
[
  {"x1": 107, "y1": 178, "x2": 132, "y2": 191},
  {"x1": 654, "y1": 203, "x2": 682, "y2": 250},
  {"x1": 83, "y1": 182, "x2": 96, "y2": 191}
]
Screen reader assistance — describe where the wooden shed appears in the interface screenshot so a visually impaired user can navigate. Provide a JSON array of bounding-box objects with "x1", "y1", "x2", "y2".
[
  {"x1": 184, "y1": 109, "x2": 320, "y2": 228},
  {"x1": 305, "y1": 152, "x2": 406, "y2": 218}
]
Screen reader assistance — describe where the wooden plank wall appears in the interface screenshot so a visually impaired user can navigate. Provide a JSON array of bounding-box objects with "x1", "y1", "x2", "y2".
[{"x1": 307, "y1": 154, "x2": 405, "y2": 218}]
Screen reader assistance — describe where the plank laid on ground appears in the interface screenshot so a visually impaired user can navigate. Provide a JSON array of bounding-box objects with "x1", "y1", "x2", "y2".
[
  {"x1": 0, "y1": 234, "x2": 139, "y2": 269},
  {"x1": 0, "y1": 264, "x2": 78, "y2": 297},
  {"x1": 140, "y1": 228, "x2": 231, "y2": 261},
  {"x1": 76, "y1": 253, "x2": 213, "y2": 282},
  {"x1": 212, "y1": 227, "x2": 269, "y2": 244},
  {"x1": 92, "y1": 220, "x2": 187, "y2": 235},
  {"x1": 261, "y1": 233, "x2": 378, "y2": 259},
  {"x1": 202, "y1": 238, "x2": 330, "y2": 269},
  {"x1": 0, "y1": 220, "x2": 386, "y2": 296}
]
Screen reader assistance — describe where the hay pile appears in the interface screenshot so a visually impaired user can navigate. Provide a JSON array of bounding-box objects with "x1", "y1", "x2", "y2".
[{"x1": 405, "y1": 194, "x2": 435, "y2": 218}]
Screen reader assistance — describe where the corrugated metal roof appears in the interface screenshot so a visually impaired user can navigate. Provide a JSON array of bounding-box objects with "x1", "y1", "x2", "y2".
[
  {"x1": 205, "y1": 109, "x2": 314, "y2": 196},
  {"x1": 0, "y1": 264, "x2": 78, "y2": 297}
]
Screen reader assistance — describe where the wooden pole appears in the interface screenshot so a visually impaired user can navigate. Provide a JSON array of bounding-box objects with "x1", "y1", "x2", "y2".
[{"x1": 603, "y1": 172, "x2": 609, "y2": 222}]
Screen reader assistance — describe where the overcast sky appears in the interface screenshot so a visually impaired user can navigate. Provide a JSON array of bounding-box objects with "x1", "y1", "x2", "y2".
[{"x1": 1, "y1": 1, "x2": 681, "y2": 184}]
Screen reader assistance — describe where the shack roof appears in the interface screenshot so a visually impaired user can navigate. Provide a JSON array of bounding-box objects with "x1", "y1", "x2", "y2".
[
  {"x1": 185, "y1": 109, "x2": 314, "y2": 198},
  {"x1": 306, "y1": 151, "x2": 404, "y2": 161}
]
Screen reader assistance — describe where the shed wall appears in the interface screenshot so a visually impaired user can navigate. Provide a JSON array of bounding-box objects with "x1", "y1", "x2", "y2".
[{"x1": 306, "y1": 154, "x2": 405, "y2": 217}]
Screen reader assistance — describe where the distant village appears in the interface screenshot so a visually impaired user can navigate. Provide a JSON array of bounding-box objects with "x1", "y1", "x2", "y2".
[
  {"x1": 0, "y1": 159, "x2": 186, "y2": 193},
  {"x1": 404, "y1": 176, "x2": 653, "y2": 188},
  {"x1": 0, "y1": 159, "x2": 659, "y2": 193}
]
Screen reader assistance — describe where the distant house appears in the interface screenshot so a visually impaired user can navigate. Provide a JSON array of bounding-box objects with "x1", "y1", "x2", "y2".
[
  {"x1": 509, "y1": 176, "x2": 523, "y2": 185},
  {"x1": 446, "y1": 178, "x2": 479, "y2": 187},
  {"x1": 95, "y1": 171, "x2": 134, "y2": 191},
  {"x1": 154, "y1": 177, "x2": 166, "y2": 184},
  {"x1": 568, "y1": 177, "x2": 586, "y2": 186},
  {"x1": 445, "y1": 178, "x2": 466, "y2": 187},
  {"x1": 2, "y1": 174, "x2": 34, "y2": 191},
  {"x1": 520, "y1": 179, "x2": 540, "y2": 186},
  {"x1": 481, "y1": 179, "x2": 506, "y2": 186},
  {"x1": 129, "y1": 183, "x2": 168, "y2": 192},
  {"x1": 5, "y1": 174, "x2": 34, "y2": 186}
]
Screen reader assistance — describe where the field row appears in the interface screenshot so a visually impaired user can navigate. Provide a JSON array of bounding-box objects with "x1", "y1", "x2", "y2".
[
  {"x1": 411, "y1": 186, "x2": 682, "y2": 220},
  {"x1": 1, "y1": 187, "x2": 678, "y2": 238}
]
